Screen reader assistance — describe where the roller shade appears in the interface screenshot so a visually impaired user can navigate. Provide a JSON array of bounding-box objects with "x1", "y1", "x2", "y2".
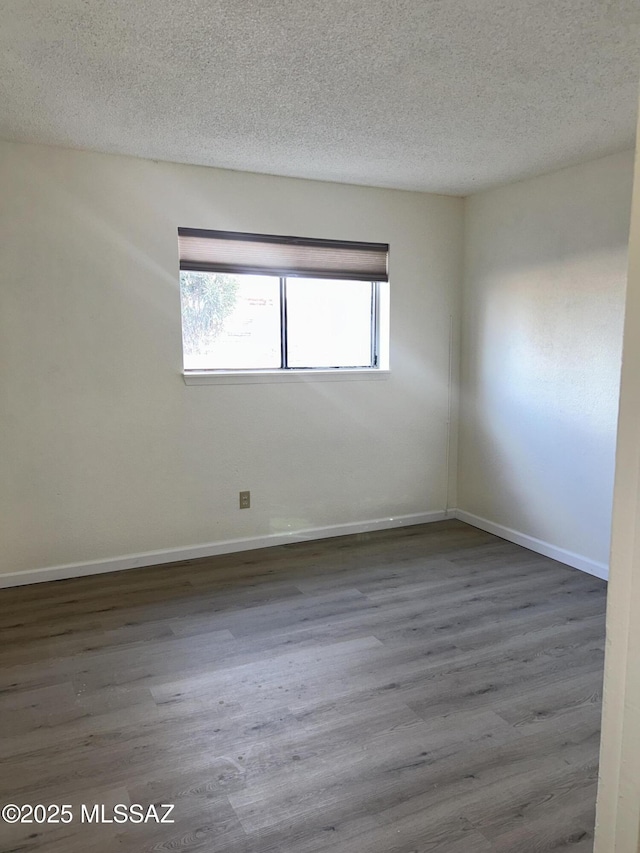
[{"x1": 178, "y1": 228, "x2": 389, "y2": 282}]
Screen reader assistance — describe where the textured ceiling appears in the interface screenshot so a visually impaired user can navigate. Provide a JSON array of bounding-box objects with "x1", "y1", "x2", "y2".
[{"x1": 1, "y1": 0, "x2": 639, "y2": 194}]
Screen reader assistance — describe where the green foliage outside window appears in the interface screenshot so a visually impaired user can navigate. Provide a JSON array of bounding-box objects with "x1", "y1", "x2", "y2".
[{"x1": 179, "y1": 271, "x2": 239, "y2": 356}]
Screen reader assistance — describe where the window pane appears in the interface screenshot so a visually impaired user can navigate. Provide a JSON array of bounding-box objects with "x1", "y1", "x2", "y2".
[
  {"x1": 181, "y1": 272, "x2": 281, "y2": 370},
  {"x1": 286, "y1": 279, "x2": 373, "y2": 368}
]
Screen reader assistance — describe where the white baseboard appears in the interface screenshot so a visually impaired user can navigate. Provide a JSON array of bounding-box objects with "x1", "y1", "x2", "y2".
[
  {"x1": 0, "y1": 511, "x2": 449, "y2": 589},
  {"x1": 452, "y1": 509, "x2": 609, "y2": 581},
  {"x1": 2, "y1": 509, "x2": 607, "y2": 589}
]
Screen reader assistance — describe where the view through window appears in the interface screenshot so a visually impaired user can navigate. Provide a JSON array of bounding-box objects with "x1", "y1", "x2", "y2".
[{"x1": 180, "y1": 273, "x2": 376, "y2": 371}]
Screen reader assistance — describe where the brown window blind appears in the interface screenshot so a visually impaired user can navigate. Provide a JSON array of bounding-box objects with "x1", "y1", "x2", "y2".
[{"x1": 178, "y1": 228, "x2": 389, "y2": 282}]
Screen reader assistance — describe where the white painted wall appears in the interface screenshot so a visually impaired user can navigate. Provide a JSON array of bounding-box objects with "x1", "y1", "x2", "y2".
[
  {"x1": 459, "y1": 151, "x2": 634, "y2": 574},
  {"x1": 0, "y1": 140, "x2": 463, "y2": 579}
]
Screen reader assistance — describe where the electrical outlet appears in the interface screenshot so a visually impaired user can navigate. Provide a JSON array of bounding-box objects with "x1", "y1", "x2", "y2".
[{"x1": 239, "y1": 490, "x2": 250, "y2": 509}]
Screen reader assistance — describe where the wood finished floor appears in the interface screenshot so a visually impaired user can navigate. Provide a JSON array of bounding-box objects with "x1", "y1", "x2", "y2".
[{"x1": 0, "y1": 521, "x2": 606, "y2": 853}]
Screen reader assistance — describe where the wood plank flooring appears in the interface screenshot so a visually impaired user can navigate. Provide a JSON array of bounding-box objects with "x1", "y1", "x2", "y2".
[{"x1": 0, "y1": 520, "x2": 607, "y2": 852}]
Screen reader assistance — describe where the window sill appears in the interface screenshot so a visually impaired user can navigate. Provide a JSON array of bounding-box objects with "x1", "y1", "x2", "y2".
[{"x1": 182, "y1": 369, "x2": 390, "y2": 386}]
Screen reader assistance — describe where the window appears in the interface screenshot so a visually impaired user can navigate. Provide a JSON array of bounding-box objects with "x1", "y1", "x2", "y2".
[{"x1": 177, "y1": 229, "x2": 389, "y2": 381}]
